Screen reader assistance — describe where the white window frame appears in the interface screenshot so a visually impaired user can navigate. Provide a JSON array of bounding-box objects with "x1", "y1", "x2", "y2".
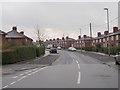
[{"x1": 116, "y1": 35, "x2": 119, "y2": 40}]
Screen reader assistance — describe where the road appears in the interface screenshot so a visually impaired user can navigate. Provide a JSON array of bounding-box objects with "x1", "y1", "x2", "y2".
[{"x1": 2, "y1": 50, "x2": 118, "y2": 88}]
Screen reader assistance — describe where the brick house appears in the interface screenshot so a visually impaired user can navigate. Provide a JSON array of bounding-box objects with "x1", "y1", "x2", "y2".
[
  {"x1": 93, "y1": 27, "x2": 120, "y2": 47},
  {"x1": 44, "y1": 26, "x2": 120, "y2": 49},
  {"x1": 0, "y1": 30, "x2": 7, "y2": 49},
  {"x1": 44, "y1": 36, "x2": 76, "y2": 49},
  {"x1": 4, "y1": 26, "x2": 33, "y2": 46}
]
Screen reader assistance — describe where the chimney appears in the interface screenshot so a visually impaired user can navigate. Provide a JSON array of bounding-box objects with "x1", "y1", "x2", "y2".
[
  {"x1": 83, "y1": 35, "x2": 87, "y2": 38},
  {"x1": 97, "y1": 32, "x2": 101, "y2": 37},
  {"x1": 104, "y1": 31, "x2": 109, "y2": 35},
  {"x1": 12, "y1": 26, "x2": 17, "y2": 31},
  {"x1": 113, "y1": 27, "x2": 118, "y2": 33},
  {"x1": 57, "y1": 38, "x2": 59, "y2": 40},
  {"x1": 78, "y1": 35, "x2": 81, "y2": 39},
  {"x1": 66, "y1": 36, "x2": 69, "y2": 39},
  {"x1": 62, "y1": 37, "x2": 64, "y2": 40},
  {"x1": 49, "y1": 39, "x2": 52, "y2": 41},
  {"x1": 20, "y1": 31, "x2": 24, "y2": 35}
]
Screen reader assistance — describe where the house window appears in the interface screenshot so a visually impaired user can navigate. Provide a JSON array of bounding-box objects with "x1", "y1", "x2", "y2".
[
  {"x1": 25, "y1": 39, "x2": 27, "y2": 42},
  {"x1": 103, "y1": 38, "x2": 105, "y2": 42},
  {"x1": 99, "y1": 39, "x2": 101, "y2": 43},
  {"x1": 116, "y1": 42, "x2": 118, "y2": 46},
  {"x1": 107, "y1": 37, "x2": 109, "y2": 41},
  {"x1": 116, "y1": 35, "x2": 119, "y2": 40},
  {"x1": 111, "y1": 36, "x2": 114, "y2": 41}
]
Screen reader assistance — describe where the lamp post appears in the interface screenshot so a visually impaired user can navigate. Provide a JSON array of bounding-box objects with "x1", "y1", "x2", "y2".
[{"x1": 104, "y1": 7, "x2": 110, "y2": 56}]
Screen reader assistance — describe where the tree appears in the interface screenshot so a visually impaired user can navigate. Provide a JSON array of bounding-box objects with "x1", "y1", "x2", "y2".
[{"x1": 35, "y1": 26, "x2": 46, "y2": 46}]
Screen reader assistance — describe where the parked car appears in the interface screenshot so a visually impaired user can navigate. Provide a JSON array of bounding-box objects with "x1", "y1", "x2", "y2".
[
  {"x1": 57, "y1": 47, "x2": 62, "y2": 50},
  {"x1": 115, "y1": 52, "x2": 120, "y2": 65},
  {"x1": 46, "y1": 44, "x2": 53, "y2": 49},
  {"x1": 49, "y1": 48, "x2": 57, "y2": 53},
  {"x1": 68, "y1": 47, "x2": 76, "y2": 51}
]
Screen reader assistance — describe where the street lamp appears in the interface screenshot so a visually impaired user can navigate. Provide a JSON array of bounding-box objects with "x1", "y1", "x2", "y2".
[{"x1": 104, "y1": 7, "x2": 110, "y2": 56}]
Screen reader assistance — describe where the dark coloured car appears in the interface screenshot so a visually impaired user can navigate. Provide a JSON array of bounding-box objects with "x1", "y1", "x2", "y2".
[
  {"x1": 49, "y1": 48, "x2": 57, "y2": 53},
  {"x1": 115, "y1": 52, "x2": 120, "y2": 65}
]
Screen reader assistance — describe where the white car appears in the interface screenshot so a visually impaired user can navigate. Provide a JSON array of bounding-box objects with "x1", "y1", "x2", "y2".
[
  {"x1": 68, "y1": 47, "x2": 76, "y2": 51},
  {"x1": 57, "y1": 47, "x2": 62, "y2": 50}
]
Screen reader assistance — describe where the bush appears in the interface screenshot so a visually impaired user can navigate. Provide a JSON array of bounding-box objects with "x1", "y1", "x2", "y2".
[
  {"x1": 2, "y1": 46, "x2": 46, "y2": 65},
  {"x1": 84, "y1": 46, "x2": 94, "y2": 51},
  {"x1": 2, "y1": 46, "x2": 36, "y2": 65},
  {"x1": 36, "y1": 46, "x2": 45, "y2": 57}
]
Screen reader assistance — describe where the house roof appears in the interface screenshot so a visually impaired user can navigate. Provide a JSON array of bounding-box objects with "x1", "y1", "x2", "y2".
[
  {"x1": 6, "y1": 30, "x2": 33, "y2": 41},
  {"x1": 65, "y1": 38, "x2": 75, "y2": 41},
  {"x1": 0, "y1": 30, "x2": 6, "y2": 35},
  {"x1": 94, "y1": 30, "x2": 120, "y2": 40},
  {"x1": 6, "y1": 30, "x2": 25, "y2": 38}
]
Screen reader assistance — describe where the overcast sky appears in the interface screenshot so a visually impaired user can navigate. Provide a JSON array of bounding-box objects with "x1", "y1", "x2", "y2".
[{"x1": 1, "y1": 1, "x2": 119, "y2": 41}]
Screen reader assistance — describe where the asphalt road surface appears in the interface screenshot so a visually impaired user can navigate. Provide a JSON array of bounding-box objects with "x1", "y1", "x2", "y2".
[{"x1": 2, "y1": 50, "x2": 118, "y2": 88}]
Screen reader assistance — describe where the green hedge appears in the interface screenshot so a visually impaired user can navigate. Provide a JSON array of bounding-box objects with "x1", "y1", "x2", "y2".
[
  {"x1": 2, "y1": 46, "x2": 45, "y2": 65},
  {"x1": 36, "y1": 46, "x2": 45, "y2": 57},
  {"x1": 82, "y1": 45, "x2": 120, "y2": 55}
]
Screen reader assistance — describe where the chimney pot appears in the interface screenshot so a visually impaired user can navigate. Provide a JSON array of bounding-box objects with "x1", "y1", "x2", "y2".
[
  {"x1": 97, "y1": 32, "x2": 101, "y2": 37},
  {"x1": 113, "y1": 27, "x2": 118, "y2": 33},
  {"x1": 12, "y1": 26, "x2": 17, "y2": 31},
  {"x1": 83, "y1": 35, "x2": 87, "y2": 38},
  {"x1": 104, "y1": 31, "x2": 109, "y2": 35},
  {"x1": 78, "y1": 35, "x2": 81, "y2": 39},
  {"x1": 20, "y1": 31, "x2": 24, "y2": 35}
]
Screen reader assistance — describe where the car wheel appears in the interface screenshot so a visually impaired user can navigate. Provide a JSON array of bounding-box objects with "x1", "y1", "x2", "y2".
[{"x1": 115, "y1": 61, "x2": 118, "y2": 65}]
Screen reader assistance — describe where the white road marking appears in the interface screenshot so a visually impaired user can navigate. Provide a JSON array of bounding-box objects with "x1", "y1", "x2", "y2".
[
  {"x1": 12, "y1": 76, "x2": 18, "y2": 78},
  {"x1": 5, "y1": 67, "x2": 47, "y2": 88},
  {"x1": 20, "y1": 74, "x2": 24, "y2": 76},
  {"x1": 77, "y1": 71, "x2": 81, "y2": 84},
  {"x1": 77, "y1": 64, "x2": 80, "y2": 69},
  {"x1": 21, "y1": 76, "x2": 27, "y2": 79},
  {"x1": 2, "y1": 85, "x2": 9, "y2": 89},
  {"x1": 76, "y1": 60, "x2": 79, "y2": 64},
  {"x1": 10, "y1": 81, "x2": 16, "y2": 85},
  {"x1": 17, "y1": 78, "x2": 23, "y2": 81}
]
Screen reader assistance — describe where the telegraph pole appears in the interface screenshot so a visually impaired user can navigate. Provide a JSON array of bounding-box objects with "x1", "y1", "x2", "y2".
[
  {"x1": 80, "y1": 28, "x2": 82, "y2": 51},
  {"x1": 90, "y1": 23, "x2": 92, "y2": 38}
]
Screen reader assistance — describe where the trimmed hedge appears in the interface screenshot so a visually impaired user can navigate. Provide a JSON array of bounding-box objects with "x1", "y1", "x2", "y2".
[
  {"x1": 36, "y1": 46, "x2": 45, "y2": 57},
  {"x1": 2, "y1": 46, "x2": 45, "y2": 65},
  {"x1": 82, "y1": 45, "x2": 120, "y2": 55}
]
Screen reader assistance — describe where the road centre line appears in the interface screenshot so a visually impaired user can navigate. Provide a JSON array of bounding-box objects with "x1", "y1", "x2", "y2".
[
  {"x1": 76, "y1": 60, "x2": 79, "y2": 64},
  {"x1": 77, "y1": 71, "x2": 81, "y2": 84},
  {"x1": 77, "y1": 63, "x2": 80, "y2": 69}
]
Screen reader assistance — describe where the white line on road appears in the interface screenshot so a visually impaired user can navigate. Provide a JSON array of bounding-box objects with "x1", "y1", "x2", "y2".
[
  {"x1": 10, "y1": 81, "x2": 16, "y2": 85},
  {"x1": 76, "y1": 60, "x2": 79, "y2": 64},
  {"x1": 2, "y1": 85, "x2": 9, "y2": 89},
  {"x1": 12, "y1": 76, "x2": 18, "y2": 78},
  {"x1": 77, "y1": 71, "x2": 81, "y2": 84},
  {"x1": 77, "y1": 64, "x2": 80, "y2": 69},
  {"x1": 4, "y1": 67, "x2": 47, "y2": 89}
]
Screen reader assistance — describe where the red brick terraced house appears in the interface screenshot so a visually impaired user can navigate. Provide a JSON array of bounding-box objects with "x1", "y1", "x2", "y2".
[
  {"x1": 75, "y1": 35, "x2": 93, "y2": 48},
  {"x1": 44, "y1": 26, "x2": 120, "y2": 49},
  {"x1": 3, "y1": 26, "x2": 33, "y2": 46},
  {"x1": 0, "y1": 30, "x2": 7, "y2": 49},
  {"x1": 93, "y1": 27, "x2": 120, "y2": 47}
]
